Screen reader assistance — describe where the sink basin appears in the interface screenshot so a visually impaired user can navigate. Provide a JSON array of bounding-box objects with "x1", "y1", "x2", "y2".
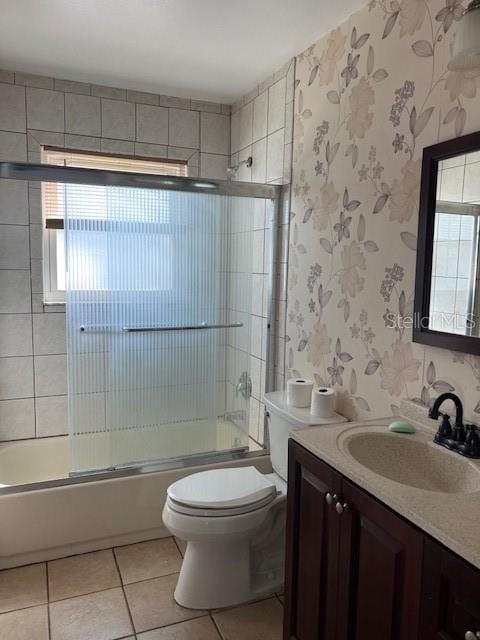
[{"x1": 342, "y1": 430, "x2": 480, "y2": 494}]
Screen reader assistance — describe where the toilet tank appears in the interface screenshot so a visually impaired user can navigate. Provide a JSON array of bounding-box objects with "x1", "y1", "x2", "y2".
[{"x1": 264, "y1": 391, "x2": 348, "y2": 481}]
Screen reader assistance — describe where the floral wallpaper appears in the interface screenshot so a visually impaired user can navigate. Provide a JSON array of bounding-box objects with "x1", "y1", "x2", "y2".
[{"x1": 287, "y1": 0, "x2": 480, "y2": 420}]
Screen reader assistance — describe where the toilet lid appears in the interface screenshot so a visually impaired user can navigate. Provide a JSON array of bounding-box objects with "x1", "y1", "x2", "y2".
[{"x1": 167, "y1": 466, "x2": 277, "y2": 510}]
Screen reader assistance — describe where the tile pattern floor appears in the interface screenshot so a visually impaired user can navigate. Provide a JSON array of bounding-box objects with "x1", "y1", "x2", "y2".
[{"x1": 0, "y1": 536, "x2": 284, "y2": 639}]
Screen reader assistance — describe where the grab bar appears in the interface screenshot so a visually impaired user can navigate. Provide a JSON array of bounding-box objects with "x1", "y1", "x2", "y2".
[{"x1": 79, "y1": 322, "x2": 243, "y2": 333}]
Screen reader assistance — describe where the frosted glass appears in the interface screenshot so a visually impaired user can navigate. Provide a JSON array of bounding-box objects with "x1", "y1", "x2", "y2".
[{"x1": 65, "y1": 183, "x2": 259, "y2": 473}]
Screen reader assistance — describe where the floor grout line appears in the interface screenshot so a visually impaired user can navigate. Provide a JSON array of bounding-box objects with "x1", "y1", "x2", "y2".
[
  {"x1": 209, "y1": 612, "x2": 225, "y2": 639},
  {"x1": 112, "y1": 546, "x2": 137, "y2": 638},
  {"x1": 45, "y1": 562, "x2": 52, "y2": 640}
]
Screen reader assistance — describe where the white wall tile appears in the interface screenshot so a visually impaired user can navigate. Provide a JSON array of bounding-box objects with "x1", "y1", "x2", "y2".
[
  {"x1": 252, "y1": 138, "x2": 267, "y2": 183},
  {"x1": 0, "y1": 356, "x2": 33, "y2": 399},
  {"x1": 231, "y1": 110, "x2": 240, "y2": 154},
  {"x1": 16, "y1": 72, "x2": 53, "y2": 89},
  {"x1": 253, "y1": 199, "x2": 266, "y2": 230},
  {"x1": 29, "y1": 223, "x2": 42, "y2": 260},
  {"x1": 236, "y1": 146, "x2": 252, "y2": 182},
  {"x1": 250, "y1": 315, "x2": 263, "y2": 358},
  {"x1": 0, "y1": 83, "x2": 26, "y2": 132},
  {"x1": 100, "y1": 138, "x2": 135, "y2": 155},
  {"x1": 65, "y1": 93, "x2": 101, "y2": 136},
  {"x1": 64, "y1": 134, "x2": 100, "y2": 152},
  {"x1": 167, "y1": 146, "x2": 197, "y2": 161},
  {"x1": 266, "y1": 128, "x2": 285, "y2": 182},
  {"x1": 0, "y1": 398, "x2": 35, "y2": 440},
  {"x1": 135, "y1": 104, "x2": 169, "y2": 144},
  {"x1": 439, "y1": 165, "x2": 464, "y2": 202},
  {"x1": 239, "y1": 102, "x2": 253, "y2": 151},
  {"x1": 251, "y1": 273, "x2": 264, "y2": 317},
  {"x1": 30, "y1": 259, "x2": 43, "y2": 294},
  {"x1": 169, "y1": 109, "x2": 199, "y2": 149},
  {"x1": 463, "y1": 162, "x2": 480, "y2": 202},
  {"x1": 92, "y1": 85, "x2": 126, "y2": 100},
  {"x1": 0, "y1": 70, "x2": 15, "y2": 84},
  {"x1": 160, "y1": 95, "x2": 191, "y2": 109},
  {"x1": 268, "y1": 79, "x2": 286, "y2": 134},
  {"x1": 0, "y1": 179, "x2": 28, "y2": 225},
  {"x1": 285, "y1": 100, "x2": 294, "y2": 144},
  {"x1": 249, "y1": 355, "x2": 262, "y2": 400},
  {"x1": 252, "y1": 229, "x2": 265, "y2": 273},
  {"x1": 248, "y1": 396, "x2": 260, "y2": 441},
  {"x1": 200, "y1": 153, "x2": 228, "y2": 179},
  {"x1": 34, "y1": 354, "x2": 67, "y2": 396},
  {"x1": 0, "y1": 315, "x2": 32, "y2": 357},
  {"x1": 134, "y1": 142, "x2": 168, "y2": 158},
  {"x1": 200, "y1": 113, "x2": 229, "y2": 154},
  {"x1": 33, "y1": 313, "x2": 66, "y2": 356},
  {"x1": 26, "y1": 88, "x2": 64, "y2": 132},
  {"x1": 27, "y1": 130, "x2": 64, "y2": 153},
  {"x1": 191, "y1": 99, "x2": 222, "y2": 113},
  {"x1": 0, "y1": 131, "x2": 27, "y2": 161},
  {"x1": 0, "y1": 225, "x2": 29, "y2": 269},
  {"x1": 101, "y1": 98, "x2": 135, "y2": 140},
  {"x1": 0, "y1": 270, "x2": 31, "y2": 313},
  {"x1": 286, "y1": 61, "x2": 295, "y2": 104},
  {"x1": 443, "y1": 154, "x2": 465, "y2": 169},
  {"x1": 35, "y1": 395, "x2": 67, "y2": 437},
  {"x1": 126, "y1": 89, "x2": 159, "y2": 106},
  {"x1": 252, "y1": 91, "x2": 268, "y2": 143},
  {"x1": 55, "y1": 78, "x2": 90, "y2": 95}
]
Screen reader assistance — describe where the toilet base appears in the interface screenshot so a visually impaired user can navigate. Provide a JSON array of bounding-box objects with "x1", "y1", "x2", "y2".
[{"x1": 175, "y1": 540, "x2": 254, "y2": 610}]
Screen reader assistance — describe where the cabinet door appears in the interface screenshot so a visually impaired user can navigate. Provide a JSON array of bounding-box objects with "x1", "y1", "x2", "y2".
[
  {"x1": 335, "y1": 479, "x2": 423, "y2": 640},
  {"x1": 420, "y1": 538, "x2": 480, "y2": 640},
  {"x1": 283, "y1": 440, "x2": 342, "y2": 640}
]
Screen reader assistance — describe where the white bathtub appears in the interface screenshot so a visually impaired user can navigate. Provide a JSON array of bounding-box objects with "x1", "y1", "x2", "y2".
[{"x1": 0, "y1": 436, "x2": 271, "y2": 569}]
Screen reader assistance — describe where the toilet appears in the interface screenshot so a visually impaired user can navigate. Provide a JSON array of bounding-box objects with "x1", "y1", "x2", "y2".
[{"x1": 162, "y1": 390, "x2": 347, "y2": 609}]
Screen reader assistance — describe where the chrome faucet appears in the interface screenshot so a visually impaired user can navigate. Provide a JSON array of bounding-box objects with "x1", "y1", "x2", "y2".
[
  {"x1": 429, "y1": 392, "x2": 480, "y2": 458},
  {"x1": 235, "y1": 371, "x2": 252, "y2": 399}
]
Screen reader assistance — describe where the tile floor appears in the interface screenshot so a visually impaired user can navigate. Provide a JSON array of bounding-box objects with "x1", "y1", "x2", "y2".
[{"x1": 0, "y1": 536, "x2": 284, "y2": 640}]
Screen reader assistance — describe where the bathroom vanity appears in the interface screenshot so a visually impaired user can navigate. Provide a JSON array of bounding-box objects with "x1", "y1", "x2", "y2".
[{"x1": 283, "y1": 415, "x2": 480, "y2": 640}]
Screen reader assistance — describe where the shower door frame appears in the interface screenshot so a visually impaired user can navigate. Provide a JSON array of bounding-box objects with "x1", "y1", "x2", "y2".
[{"x1": 0, "y1": 161, "x2": 281, "y2": 487}]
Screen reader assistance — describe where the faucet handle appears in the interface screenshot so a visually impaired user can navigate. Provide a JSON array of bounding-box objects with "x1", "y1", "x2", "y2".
[
  {"x1": 465, "y1": 425, "x2": 480, "y2": 456},
  {"x1": 438, "y1": 413, "x2": 452, "y2": 438}
]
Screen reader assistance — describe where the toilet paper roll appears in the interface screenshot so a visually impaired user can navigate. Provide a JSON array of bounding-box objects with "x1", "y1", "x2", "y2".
[
  {"x1": 287, "y1": 378, "x2": 314, "y2": 407},
  {"x1": 310, "y1": 387, "x2": 336, "y2": 418}
]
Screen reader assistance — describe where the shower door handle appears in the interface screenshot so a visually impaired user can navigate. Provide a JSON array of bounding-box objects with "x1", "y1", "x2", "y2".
[
  {"x1": 80, "y1": 322, "x2": 243, "y2": 332},
  {"x1": 122, "y1": 322, "x2": 243, "y2": 332}
]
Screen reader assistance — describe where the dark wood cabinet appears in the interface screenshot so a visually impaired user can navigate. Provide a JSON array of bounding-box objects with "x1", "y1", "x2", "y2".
[
  {"x1": 420, "y1": 538, "x2": 480, "y2": 640},
  {"x1": 336, "y1": 479, "x2": 423, "y2": 640},
  {"x1": 283, "y1": 438, "x2": 342, "y2": 640},
  {"x1": 284, "y1": 439, "x2": 480, "y2": 640}
]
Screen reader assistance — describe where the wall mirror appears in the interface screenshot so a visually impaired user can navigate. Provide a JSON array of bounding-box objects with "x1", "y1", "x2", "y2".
[{"x1": 414, "y1": 131, "x2": 480, "y2": 355}]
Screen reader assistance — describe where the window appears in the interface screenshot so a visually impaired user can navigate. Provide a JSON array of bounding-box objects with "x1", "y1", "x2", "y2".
[{"x1": 41, "y1": 148, "x2": 187, "y2": 303}]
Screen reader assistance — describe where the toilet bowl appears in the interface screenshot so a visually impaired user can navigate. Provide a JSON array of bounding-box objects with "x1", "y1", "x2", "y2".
[{"x1": 162, "y1": 390, "x2": 348, "y2": 609}]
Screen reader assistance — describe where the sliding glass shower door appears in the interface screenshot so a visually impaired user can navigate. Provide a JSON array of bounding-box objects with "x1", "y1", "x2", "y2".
[{"x1": 65, "y1": 183, "x2": 255, "y2": 474}]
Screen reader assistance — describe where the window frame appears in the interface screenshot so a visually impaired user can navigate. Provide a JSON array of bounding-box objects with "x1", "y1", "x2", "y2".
[{"x1": 41, "y1": 147, "x2": 188, "y2": 304}]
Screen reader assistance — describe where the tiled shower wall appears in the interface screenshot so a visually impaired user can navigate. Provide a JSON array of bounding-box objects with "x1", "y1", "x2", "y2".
[
  {"x1": 0, "y1": 69, "x2": 231, "y2": 442},
  {"x1": 228, "y1": 60, "x2": 294, "y2": 444}
]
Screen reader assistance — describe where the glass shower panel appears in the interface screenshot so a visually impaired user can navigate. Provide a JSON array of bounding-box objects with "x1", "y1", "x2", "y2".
[{"x1": 65, "y1": 183, "x2": 256, "y2": 474}]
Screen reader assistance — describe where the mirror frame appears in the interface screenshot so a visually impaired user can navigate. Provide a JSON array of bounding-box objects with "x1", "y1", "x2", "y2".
[{"x1": 414, "y1": 131, "x2": 480, "y2": 356}]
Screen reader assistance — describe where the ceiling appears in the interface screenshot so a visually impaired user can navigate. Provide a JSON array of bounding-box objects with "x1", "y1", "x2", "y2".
[{"x1": 0, "y1": 0, "x2": 366, "y2": 103}]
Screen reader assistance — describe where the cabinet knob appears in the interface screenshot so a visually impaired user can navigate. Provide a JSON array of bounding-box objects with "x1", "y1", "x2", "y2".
[
  {"x1": 465, "y1": 632, "x2": 480, "y2": 640},
  {"x1": 325, "y1": 493, "x2": 336, "y2": 505},
  {"x1": 335, "y1": 501, "x2": 349, "y2": 515}
]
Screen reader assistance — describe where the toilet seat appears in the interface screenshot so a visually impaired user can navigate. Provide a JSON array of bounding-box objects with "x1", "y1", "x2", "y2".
[{"x1": 166, "y1": 466, "x2": 278, "y2": 517}]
